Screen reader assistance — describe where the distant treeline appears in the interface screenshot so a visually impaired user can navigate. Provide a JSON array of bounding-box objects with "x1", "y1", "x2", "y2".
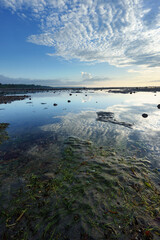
[{"x1": 0, "y1": 83, "x2": 52, "y2": 89}]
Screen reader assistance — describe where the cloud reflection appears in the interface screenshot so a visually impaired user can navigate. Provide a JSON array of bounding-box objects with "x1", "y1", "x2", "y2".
[{"x1": 40, "y1": 102, "x2": 160, "y2": 167}]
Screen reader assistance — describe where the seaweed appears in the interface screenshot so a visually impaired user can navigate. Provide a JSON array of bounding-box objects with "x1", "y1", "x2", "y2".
[
  {"x1": 0, "y1": 137, "x2": 159, "y2": 239},
  {"x1": 0, "y1": 123, "x2": 10, "y2": 144}
]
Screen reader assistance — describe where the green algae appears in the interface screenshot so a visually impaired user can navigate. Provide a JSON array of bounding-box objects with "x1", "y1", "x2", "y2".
[
  {"x1": 0, "y1": 137, "x2": 160, "y2": 239},
  {"x1": 0, "y1": 123, "x2": 9, "y2": 144}
]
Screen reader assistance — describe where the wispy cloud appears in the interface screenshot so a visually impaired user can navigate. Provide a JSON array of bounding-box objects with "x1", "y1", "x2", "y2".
[{"x1": 1, "y1": 0, "x2": 160, "y2": 68}]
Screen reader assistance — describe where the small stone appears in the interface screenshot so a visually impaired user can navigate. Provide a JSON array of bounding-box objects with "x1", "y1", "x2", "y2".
[
  {"x1": 111, "y1": 152, "x2": 116, "y2": 156},
  {"x1": 157, "y1": 104, "x2": 160, "y2": 109},
  {"x1": 74, "y1": 214, "x2": 80, "y2": 221},
  {"x1": 53, "y1": 103, "x2": 57, "y2": 106},
  {"x1": 142, "y1": 113, "x2": 148, "y2": 118},
  {"x1": 44, "y1": 173, "x2": 55, "y2": 179},
  {"x1": 68, "y1": 100, "x2": 71, "y2": 103}
]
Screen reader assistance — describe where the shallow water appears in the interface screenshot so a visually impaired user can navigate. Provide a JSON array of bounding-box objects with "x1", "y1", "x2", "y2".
[
  {"x1": 0, "y1": 90, "x2": 160, "y2": 239},
  {"x1": 0, "y1": 90, "x2": 160, "y2": 167}
]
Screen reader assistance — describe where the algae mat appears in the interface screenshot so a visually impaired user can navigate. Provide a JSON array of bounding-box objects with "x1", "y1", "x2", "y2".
[
  {"x1": 0, "y1": 123, "x2": 9, "y2": 145},
  {"x1": 0, "y1": 137, "x2": 160, "y2": 240}
]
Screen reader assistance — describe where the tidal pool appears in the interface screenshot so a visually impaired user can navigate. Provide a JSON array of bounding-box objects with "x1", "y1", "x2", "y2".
[{"x1": 0, "y1": 90, "x2": 160, "y2": 239}]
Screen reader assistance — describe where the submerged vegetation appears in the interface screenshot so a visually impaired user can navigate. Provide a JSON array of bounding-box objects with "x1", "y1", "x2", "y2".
[
  {"x1": 0, "y1": 137, "x2": 159, "y2": 239},
  {"x1": 0, "y1": 123, "x2": 9, "y2": 144}
]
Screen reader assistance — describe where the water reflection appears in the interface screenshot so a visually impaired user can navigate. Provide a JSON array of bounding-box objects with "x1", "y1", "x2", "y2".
[
  {"x1": 0, "y1": 91, "x2": 160, "y2": 168},
  {"x1": 39, "y1": 92, "x2": 160, "y2": 168},
  {"x1": 0, "y1": 91, "x2": 160, "y2": 239}
]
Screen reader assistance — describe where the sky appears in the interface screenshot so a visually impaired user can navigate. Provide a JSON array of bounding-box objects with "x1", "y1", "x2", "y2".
[{"x1": 0, "y1": 0, "x2": 160, "y2": 87}]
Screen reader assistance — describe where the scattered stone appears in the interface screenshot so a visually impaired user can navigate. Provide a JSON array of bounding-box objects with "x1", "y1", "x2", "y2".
[
  {"x1": 69, "y1": 94, "x2": 72, "y2": 96},
  {"x1": 142, "y1": 113, "x2": 148, "y2": 118},
  {"x1": 157, "y1": 104, "x2": 160, "y2": 109},
  {"x1": 68, "y1": 100, "x2": 71, "y2": 103},
  {"x1": 53, "y1": 103, "x2": 57, "y2": 106},
  {"x1": 41, "y1": 103, "x2": 46, "y2": 105}
]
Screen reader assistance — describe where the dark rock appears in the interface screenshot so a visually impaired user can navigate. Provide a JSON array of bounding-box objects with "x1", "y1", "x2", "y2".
[
  {"x1": 68, "y1": 100, "x2": 71, "y2": 103},
  {"x1": 53, "y1": 103, "x2": 57, "y2": 106},
  {"x1": 142, "y1": 113, "x2": 148, "y2": 118},
  {"x1": 96, "y1": 111, "x2": 133, "y2": 128},
  {"x1": 0, "y1": 95, "x2": 30, "y2": 104},
  {"x1": 157, "y1": 104, "x2": 160, "y2": 109}
]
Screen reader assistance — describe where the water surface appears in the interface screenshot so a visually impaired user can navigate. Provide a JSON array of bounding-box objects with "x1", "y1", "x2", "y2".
[
  {"x1": 1, "y1": 90, "x2": 160, "y2": 167},
  {"x1": 0, "y1": 90, "x2": 160, "y2": 239}
]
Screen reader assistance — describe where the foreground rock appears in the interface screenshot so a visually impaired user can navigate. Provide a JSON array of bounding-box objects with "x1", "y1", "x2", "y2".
[{"x1": 97, "y1": 111, "x2": 133, "y2": 128}]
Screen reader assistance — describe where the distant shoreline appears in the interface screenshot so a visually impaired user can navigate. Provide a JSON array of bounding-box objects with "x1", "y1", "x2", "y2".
[{"x1": 0, "y1": 85, "x2": 160, "y2": 95}]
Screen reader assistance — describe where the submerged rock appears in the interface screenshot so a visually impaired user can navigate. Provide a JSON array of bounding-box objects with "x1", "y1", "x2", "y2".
[{"x1": 96, "y1": 111, "x2": 133, "y2": 128}]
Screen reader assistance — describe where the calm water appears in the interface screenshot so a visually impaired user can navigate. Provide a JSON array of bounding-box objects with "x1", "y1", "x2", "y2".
[
  {"x1": 0, "y1": 90, "x2": 160, "y2": 168},
  {"x1": 1, "y1": 90, "x2": 160, "y2": 239}
]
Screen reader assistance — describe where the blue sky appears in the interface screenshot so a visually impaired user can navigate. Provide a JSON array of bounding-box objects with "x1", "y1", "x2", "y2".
[{"x1": 0, "y1": 0, "x2": 160, "y2": 87}]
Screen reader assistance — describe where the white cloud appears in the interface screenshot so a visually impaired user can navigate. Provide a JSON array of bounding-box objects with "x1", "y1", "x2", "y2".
[
  {"x1": 81, "y1": 72, "x2": 111, "y2": 84},
  {"x1": 1, "y1": 0, "x2": 160, "y2": 68},
  {"x1": 81, "y1": 72, "x2": 92, "y2": 79}
]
